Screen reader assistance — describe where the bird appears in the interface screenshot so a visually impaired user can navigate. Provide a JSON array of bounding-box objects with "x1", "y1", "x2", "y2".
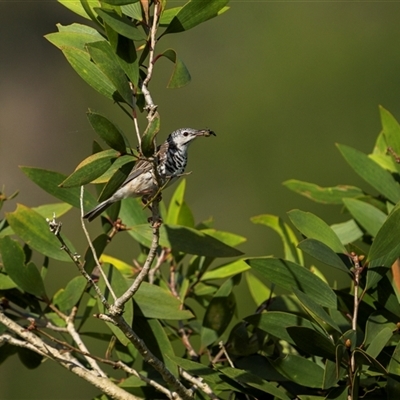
[{"x1": 83, "y1": 128, "x2": 216, "y2": 222}]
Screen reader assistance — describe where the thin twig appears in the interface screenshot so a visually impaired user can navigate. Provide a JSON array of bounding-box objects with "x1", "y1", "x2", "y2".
[
  {"x1": 179, "y1": 369, "x2": 219, "y2": 400},
  {"x1": 0, "y1": 312, "x2": 140, "y2": 400},
  {"x1": 111, "y1": 201, "x2": 161, "y2": 314},
  {"x1": 47, "y1": 215, "x2": 110, "y2": 310},
  {"x1": 141, "y1": 0, "x2": 160, "y2": 112},
  {"x1": 148, "y1": 248, "x2": 167, "y2": 284},
  {"x1": 80, "y1": 186, "x2": 117, "y2": 302},
  {"x1": 219, "y1": 341, "x2": 235, "y2": 368},
  {"x1": 66, "y1": 306, "x2": 107, "y2": 377}
]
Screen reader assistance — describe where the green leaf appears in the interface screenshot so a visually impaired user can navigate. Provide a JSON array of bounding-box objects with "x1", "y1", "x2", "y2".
[
  {"x1": 160, "y1": 7, "x2": 181, "y2": 26},
  {"x1": 273, "y1": 354, "x2": 324, "y2": 388},
  {"x1": 6, "y1": 204, "x2": 75, "y2": 262},
  {"x1": 87, "y1": 111, "x2": 129, "y2": 153},
  {"x1": 286, "y1": 326, "x2": 336, "y2": 359},
  {"x1": 134, "y1": 282, "x2": 193, "y2": 320},
  {"x1": 297, "y1": 238, "x2": 349, "y2": 273},
  {"x1": 293, "y1": 288, "x2": 342, "y2": 333},
  {"x1": 247, "y1": 257, "x2": 337, "y2": 308},
  {"x1": 200, "y1": 229, "x2": 246, "y2": 247},
  {"x1": 94, "y1": 8, "x2": 146, "y2": 41},
  {"x1": 53, "y1": 276, "x2": 87, "y2": 312},
  {"x1": 369, "y1": 203, "x2": 400, "y2": 262},
  {"x1": 33, "y1": 203, "x2": 73, "y2": 220},
  {"x1": 45, "y1": 29, "x2": 104, "y2": 51},
  {"x1": 245, "y1": 272, "x2": 271, "y2": 306},
  {"x1": 108, "y1": 31, "x2": 139, "y2": 88},
  {"x1": 133, "y1": 317, "x2": 178, "y2": 377},
  {"x1": 163, "y1": 0, "x2": 229, "y2": 35},
  {"x1": 387, "y1": 341, "x2": 400, "y2": 397},
  {"x1": 86, "y1": 41, "x2": 133, "y2": 107},
  {"x1": 201, "y1": 259, "x2": 250, "y2": 281},
  {"x1": 97, "y1": 264, "x2": 133, "y2": 346},
  {"x1": 18, "y1": 347, "x2": 43, "y2": 370},
  {"x1": 283, "y1": 179, "x2": 364, "y2": 204},
  {"x1": 119, "y1": 198, "x2": 148, "y2": 226},
  {"x1": 57, "y1": 0, "x2": 100, "y2": 20},
  {"x1": 128, "y1": 224, "x2": 243, "y2": 257},
  {"x1": 158, "y1": 49, "x2": 191, "y2": 88},
  {"x1": 61, "y1": 46, "x2": 117, "y2": 100},
  {"x1": 330, "y1": 219, "x2": 363, "y2": 245},
  {"x1": 380, "y1": 106, "x2": 400, "y2": 156},
  {"x1": 0, "y1": 236, "x2": 46, "y2": 297},
  {"x1": 288, "y1": 209, "x2": 346, "y2": 253},
  {"x1": 60, "y1": 149, "x2": 119, "y2": 187},
  {"x1": 218, "y1": 367, "x2": 290, "y2": 400},
  {"x1": 245, "y1": 312, "x2": 316, "y2": 345},
  {"x1": 20, "y1": 167, "x2": 97, "y2": 210},
  {"x1": 166, "y1": 179, "x2": 191, "y2": 225},
  {"x1": 121, "y1": 3, "x2": 142, "y2": 20},
  {"x1": 251, "y1": 214, "x2": 303, "y2": 264},
  {"x1": 0, "y1": 273, "x2": 17, "y2": 290},
  {"x1": 141, "y1": 114, "x2": 160, "y2": 157},
  {"x1": 337, "y1": 143, "x2": 400, "y2": 204},
  {"x1": 98, "y1": 159, "x2": 135, "y2": 202},
  {"x1": 363, "y1": 312, "x2": 396, "y2": 355},
  {"x1": 343, "y1": 198, "x2": 387, "y2": 237},
  {"x1": 83, "y1": 234, "x2": 109, "y2": 275},
  {"x1": 201, "y1": 279, "x2": 236, "y2": 347},
  {"x1": 101, "y1": 0, "x2": 140, "y2": 5},
  {"x1": 100, "y1": 254, "x2": 133, "y2": 275}
]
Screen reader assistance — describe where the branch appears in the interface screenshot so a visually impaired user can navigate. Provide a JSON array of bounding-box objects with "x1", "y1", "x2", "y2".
[
  {"x1": 179, "y1": 369, "x2": 219, "y2": 400},
  {"x1": 66, "y1": 306, "x2": 107, "y2": 378},
  {"x1": 0, "y1": 311, "x2": 140, "y2": 400},
  {"x1": 47, "y1": 215, "x2": 110, "y2": 310}
]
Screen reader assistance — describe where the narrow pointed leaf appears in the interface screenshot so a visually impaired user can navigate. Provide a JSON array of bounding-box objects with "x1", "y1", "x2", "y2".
[
  {"x1": 57, "y1": 0, "x2": 100, "y2": 19},
  {"x1": 283, "y1": 179, "x2": 363, "y2": 204},
  {"x1": 247, "y1": 257, "x2": 337, "y2": 308},
  {"x1": 273, "y1": 354, "x2": 324, "y2": 388},
  {"x1": 6, "y1": 204, "x2": 75, "y2": 262},
  {"x1": 159, "y1": 49, "x2": 191, "y2": 88},
  {"x1": 20, "y1": 167, "x2": 97, "y2": 209},
  {"x1": 251, "y1": 214, "x2": 302, "y2": 264},
  {"x1": 134, "y1": 282, "x2": 193, "y2": 320},
  {"x1": 94, "y1": 8, "x2": 146, "y2": 41},
  {"x1": 86, "y1": 41, "x2": 133, "y2": 106},
  {"x1": 331, "y1": 219, "x2": 363, "y2": 245},
  {"x1": 45, "y1": 30, "x2": 104, "y2": 51},
  {"x1": 380, "y1": 105, "x2": 400, "y2": 156},
  {"x1": 0, "y1": 237, "x2": 46, "y2": 297},
  {"x1": 163, "y1": 0, "x2": 229, "y2": 35},
  {"x1": 60, "y1": 149, "x2": 119, "y2": 187},
  {"x1": 61, "y1": 46, "x2": 116, "y2": 100},
  {"x1": 245, "y1": 312, "x2": 315, "y2": 345},
  {"x1": 53, "y1": 276, "x2": 87, "y2": 312},
  {"x1": 87, "y1": 111, "x2": 129, "y2": 153},
  {"x1": 288, "y1": 209, "x2": 346, "y2": 253},
  {"x1": 141, "y1": 113, "x2": 160, "y2": 157},
  {"x1": 337, "y1": 143, "x2": 400, "y2": 204},
  {"x1": 298, "y1": 238, "x2": 349, "y2": 273},
  {"x1": 218, "y1": 367, "x2": 290, "y2": 400},
  {"x1": 293, "y1": 288, "x2": 341, "y2": 333},
  {"x1": 201, "y1": 259, "x2": 249, "y2": 281},
  {"x1": 97, "y1": 264, "x2": 133, "y2": 346},
  {"x1": 369, "y1": 204, "x2": 400, "y2": 262},
  {"x1": 98, "y1": 159, "x2": 135, "y2": 202},
  {"x1": 343, "y1": 198, "x2": 386, "y2": 237}
]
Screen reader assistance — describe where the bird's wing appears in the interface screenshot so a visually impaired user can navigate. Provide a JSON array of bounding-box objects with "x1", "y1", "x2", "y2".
[{"x1": 120, "y1": 141, "x2": 169, "y2": 186}]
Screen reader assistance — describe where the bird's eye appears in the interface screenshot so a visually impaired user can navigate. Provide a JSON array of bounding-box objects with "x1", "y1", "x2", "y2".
[{"x1": 183, "y1": 131, "x2": 189, "y2": 137}]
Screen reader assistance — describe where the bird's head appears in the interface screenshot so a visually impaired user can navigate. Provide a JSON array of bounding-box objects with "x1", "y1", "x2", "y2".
[{"x1": 168, "y1": 128, "x2": 216, "y2": 149}]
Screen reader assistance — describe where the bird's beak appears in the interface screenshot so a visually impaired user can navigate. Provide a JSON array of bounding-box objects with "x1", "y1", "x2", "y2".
[{"x1": 196, "y1": 129, "x2": 216, "y2": 137}]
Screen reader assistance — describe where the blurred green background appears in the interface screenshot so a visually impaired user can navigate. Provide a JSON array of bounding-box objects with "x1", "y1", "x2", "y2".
[{"x1": 2, "y1": 0, "x2": 400, "y2": 398}]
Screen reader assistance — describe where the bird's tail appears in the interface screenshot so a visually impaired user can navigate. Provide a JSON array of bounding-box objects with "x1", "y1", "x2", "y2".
[{"x1": 83, "y1": 199, "x2": 112, "y2": 222}]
